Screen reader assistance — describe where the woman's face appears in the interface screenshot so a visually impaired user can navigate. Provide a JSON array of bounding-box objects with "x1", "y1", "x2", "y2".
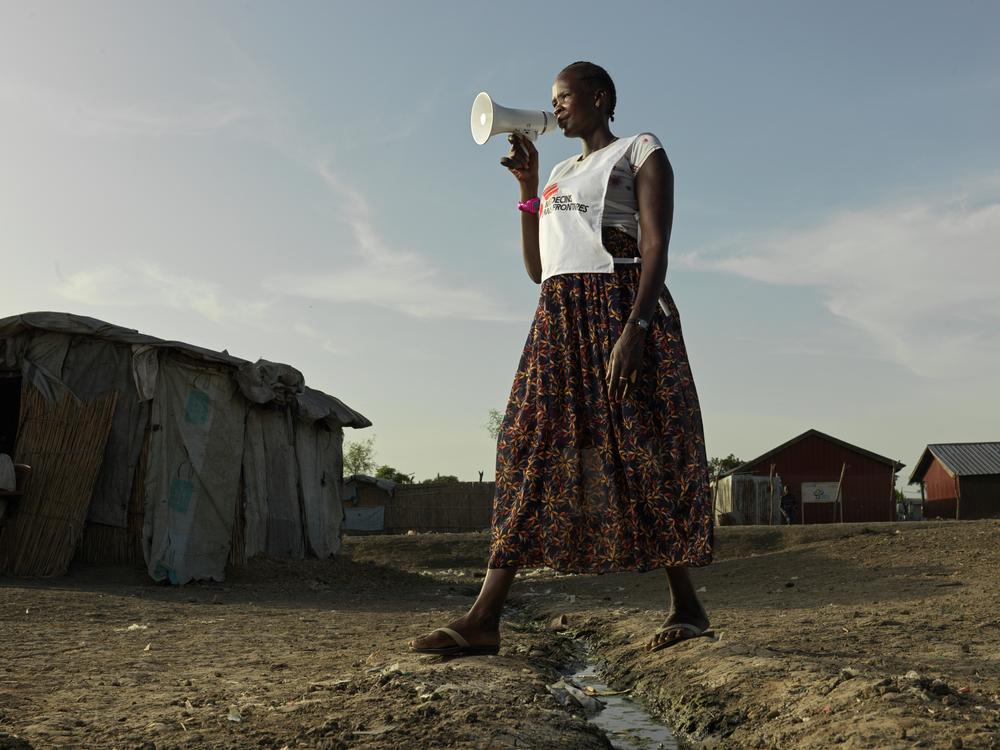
[{"x1": 551, "y1": 71, "x2": 602, "y2": 138}]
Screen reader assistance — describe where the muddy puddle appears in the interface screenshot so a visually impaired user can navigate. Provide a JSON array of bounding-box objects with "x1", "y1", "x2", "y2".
[{"x1": 560, "y1": 660, "x2": 679, "y2": 750}]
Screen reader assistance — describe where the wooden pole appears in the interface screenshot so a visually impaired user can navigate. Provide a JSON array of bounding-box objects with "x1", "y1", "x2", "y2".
[
  {"x1": 954, "y1": 475, "x2": 962, "y2": 521},
  {"x1": 767, "y1": 463, "x2": 775, "y2": 526},
  {"x1": 835, "y1": 462, "x2": 847, "y2": 524},
  {"x1": 889, "y1": 464, "x2": 897, "y2": 520}
]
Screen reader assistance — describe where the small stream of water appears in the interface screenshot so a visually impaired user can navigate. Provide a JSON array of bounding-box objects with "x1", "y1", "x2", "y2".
[{"x1": 564, "y1": 660, "x2": 679, "y2": 750}]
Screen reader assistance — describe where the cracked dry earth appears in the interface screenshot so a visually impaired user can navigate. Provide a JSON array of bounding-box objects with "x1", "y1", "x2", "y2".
[{"x1": 2, "y1": 520, "x2": 1000, "y2": 749}]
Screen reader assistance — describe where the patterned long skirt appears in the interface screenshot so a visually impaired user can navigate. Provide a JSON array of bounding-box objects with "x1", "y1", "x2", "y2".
[{"x1": 489, "y1": 228, "x2": 714, "y2": 573}]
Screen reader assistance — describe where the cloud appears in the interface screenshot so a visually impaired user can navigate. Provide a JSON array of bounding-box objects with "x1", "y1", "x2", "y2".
[
  {"x1": 0, "y1": 74, "x2": 252, "y2": 138},
  {"x1": 678, "y1": 179, "x2": 1000, "y2": 378},
  {"x1": 5, "y1": 40, "x2": 517, "y2": 326},
  {"x1": 264, "y1": 162, "x2": 522, "y2": 322},
  {"x1": 55, "y1": 262, "x2": 271, "y2": 323}
]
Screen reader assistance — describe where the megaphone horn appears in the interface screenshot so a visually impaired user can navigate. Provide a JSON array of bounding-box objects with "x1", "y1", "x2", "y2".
[{"x1": 470, "y1": 92, "x2": 557, "y2": 145}]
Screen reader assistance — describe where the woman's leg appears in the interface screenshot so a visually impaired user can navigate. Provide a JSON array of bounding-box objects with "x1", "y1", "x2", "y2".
[
  {"x1": 409, "y1": 566, "x2": 517, "y2": 649},
  {"x1": 647, "y1": 566, "x2": 710, "y2": 650}
]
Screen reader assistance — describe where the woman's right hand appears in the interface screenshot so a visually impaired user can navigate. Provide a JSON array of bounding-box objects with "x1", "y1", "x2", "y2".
[{"x1": 502, "y1": 132, "x2": 538, "y2": 187}]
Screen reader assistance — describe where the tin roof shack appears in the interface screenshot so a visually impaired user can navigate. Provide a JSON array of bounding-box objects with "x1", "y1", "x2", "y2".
[
  {"x1": 0, "y1": 312, "x2": 371, "y2": 583},
  {"x1": 724, "y1": 429, "x2": 904, "y2": 524},
  {"x1": 908, "y1": 443, "x2": 1000, "y2": 520},
  {"x1": 341, "y1": 474, "x2": 396, "y2": 533}
]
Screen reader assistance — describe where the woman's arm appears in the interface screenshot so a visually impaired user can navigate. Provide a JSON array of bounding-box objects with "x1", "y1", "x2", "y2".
[
  {"x1": 632, "y1": 148, "x2": 674, "y2": 321},
  {"x1": 605, "y1": 148, "x2": 674, "y2": 402},
  {"x1": 506, "y1": 133, "x2": 542, "y2": 284}
]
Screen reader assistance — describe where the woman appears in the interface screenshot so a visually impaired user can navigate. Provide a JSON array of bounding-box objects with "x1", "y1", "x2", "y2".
[{"x1": 411, "y1": 61, "x2": 713, "y2": 656}]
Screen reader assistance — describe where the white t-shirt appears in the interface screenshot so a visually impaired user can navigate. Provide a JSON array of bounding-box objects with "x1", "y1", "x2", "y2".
[{"x1": 547, "y1": 132, "x2": 664, "y2": 239}]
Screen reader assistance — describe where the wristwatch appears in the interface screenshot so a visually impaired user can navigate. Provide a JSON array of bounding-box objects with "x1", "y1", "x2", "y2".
[{"x1": 629, "y1": 317, "x2": 649, "y2": 331}]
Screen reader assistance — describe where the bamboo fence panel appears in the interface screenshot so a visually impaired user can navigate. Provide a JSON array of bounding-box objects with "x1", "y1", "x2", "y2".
[
  {"x1": 0, "y1": 388, "x2": 119, "y2": 576},
  {"x1": 76, "y1": 523, "x2": 132, "y2": 564},
  {"x1": 385, "y1": 482, "x2": 494, "y2": 533}
]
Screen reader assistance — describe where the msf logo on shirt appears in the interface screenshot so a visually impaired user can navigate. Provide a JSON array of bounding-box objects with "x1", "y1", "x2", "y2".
[{"x1": 541, "y1": 182, "x2": 589, "y2": 217}]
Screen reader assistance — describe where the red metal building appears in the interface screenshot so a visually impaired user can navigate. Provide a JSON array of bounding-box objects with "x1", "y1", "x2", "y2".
[
  {"x1": 908, "y1": 443, "x2": 1000, "y2": 520},
  {"x1": 724, "y1": 429, "x2": 904, "y2": 524}
]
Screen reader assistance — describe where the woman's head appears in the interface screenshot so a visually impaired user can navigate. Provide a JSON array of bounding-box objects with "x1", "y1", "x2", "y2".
[{"x1": 552, "y1": 61, "x2": 617, "y2": 137}]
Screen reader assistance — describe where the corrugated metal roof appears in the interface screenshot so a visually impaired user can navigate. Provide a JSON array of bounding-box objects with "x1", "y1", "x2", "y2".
[{"x1": 928, "y1": 443, "x2": 1000, "y2": 477}]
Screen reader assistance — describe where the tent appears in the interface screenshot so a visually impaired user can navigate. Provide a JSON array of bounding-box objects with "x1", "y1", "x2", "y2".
[{"x1": 0, "y1": 312, "x2": 371, "y2": 584}]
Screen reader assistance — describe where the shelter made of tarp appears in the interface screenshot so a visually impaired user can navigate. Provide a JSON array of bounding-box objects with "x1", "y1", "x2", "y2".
[
  {"x1": 0, "y1": 311, "x2": 371, "y2": 584},
  {"x1": 713, "y1": 473, "x2": 782, "y2": 525}
]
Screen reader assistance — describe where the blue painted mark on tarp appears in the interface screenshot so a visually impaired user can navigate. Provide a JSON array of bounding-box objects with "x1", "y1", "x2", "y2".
[
  {"x1": 153, "y1": 561, "x2": 175, "y2": 582},
  {"x1": 168, "y1": 479, "x2": 194, "y2": 513},
  {"x1": 185, "y1": 389, "x2": 211, "y2": 425}
]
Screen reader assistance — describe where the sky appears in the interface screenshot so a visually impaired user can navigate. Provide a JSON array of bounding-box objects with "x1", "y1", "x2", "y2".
[{"x1": 1, "y1": 1, "x2": 998, "y2": 492}]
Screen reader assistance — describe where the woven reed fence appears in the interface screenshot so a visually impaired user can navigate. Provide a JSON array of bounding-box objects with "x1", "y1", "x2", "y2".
[
  {"x1": 0, "y1": 388, "x2": 118, "y2": 576},
  {"x1": 385, "y1": 482, "x2": 494, "y2": 533}
]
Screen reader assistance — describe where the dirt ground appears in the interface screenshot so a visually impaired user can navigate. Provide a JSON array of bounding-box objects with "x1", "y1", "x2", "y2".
[{"x1": 1, "y1": 520, "x2": 999, "y2": 749}]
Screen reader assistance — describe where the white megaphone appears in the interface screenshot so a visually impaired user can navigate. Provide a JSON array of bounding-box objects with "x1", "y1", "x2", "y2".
[{"x1": 470, "y1": 92, "x2": 556, "y2": 145}]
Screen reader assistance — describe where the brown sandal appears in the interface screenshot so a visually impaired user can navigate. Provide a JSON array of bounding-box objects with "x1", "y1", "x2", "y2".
[{"x1": 410, "y1": 627, "x2": 500, "y2": 656}]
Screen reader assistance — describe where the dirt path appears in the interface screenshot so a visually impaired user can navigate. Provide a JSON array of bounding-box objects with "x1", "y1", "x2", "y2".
[
  {"x1": 1, "y1": 521, "x2": 999, "y2": 749},
  {"x1": 513, "y1": 521, "x2": 1000, "y2": 749}
]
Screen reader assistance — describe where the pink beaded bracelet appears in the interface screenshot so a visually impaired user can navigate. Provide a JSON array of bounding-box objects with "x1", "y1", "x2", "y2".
[{"x1": 517, "y1": 197, "x2": 541, "y2": 214}]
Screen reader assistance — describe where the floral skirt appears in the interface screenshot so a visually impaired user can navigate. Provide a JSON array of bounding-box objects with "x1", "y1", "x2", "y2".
[{"x1": 489, "y1": 229, "x2": 714, "y2": 573}]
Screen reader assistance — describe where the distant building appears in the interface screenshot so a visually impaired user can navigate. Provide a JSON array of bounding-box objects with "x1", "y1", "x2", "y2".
[
  {"x1": 341, "y1": 474, "x2": 397, "y2": 532},
  {"x1": 723, "y1": 429, "x2": 904, "y2": 524},
  {"x1": 908, "y1": 443, "x2": 1000, "y2": 520}
]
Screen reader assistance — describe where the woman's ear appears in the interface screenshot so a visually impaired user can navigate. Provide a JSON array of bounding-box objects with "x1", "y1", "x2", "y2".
[{"x1": 594, "y1": 88, "x2": 608, "y2": 117}]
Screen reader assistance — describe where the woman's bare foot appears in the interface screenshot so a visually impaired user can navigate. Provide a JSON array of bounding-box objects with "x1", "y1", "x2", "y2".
[
  {"x1": 646, "y1": 608, "x2": 710, "y2": 651},
  {"x1": 409, "y1": 612, "x2": 500, "y2": 651}
]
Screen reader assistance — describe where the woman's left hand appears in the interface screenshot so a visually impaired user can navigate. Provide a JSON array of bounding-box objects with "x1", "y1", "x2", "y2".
[{"x1": 606, "y1": 324, "x2": 646, "y2": 402}]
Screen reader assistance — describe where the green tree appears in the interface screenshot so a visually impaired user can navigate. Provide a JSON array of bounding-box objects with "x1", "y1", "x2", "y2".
[
  {"x1": 343, "y1": 436, "x2": 377, "y2": 476},
  {"x1": 708, "y1": 453, "x2": 743, "y2": 479},
  {"x1": 375, "y1": 464, "x2": 414, "y2": 484},
  {"x1": 420, "y1": 474, "x2": 460, "y2": 484},
  {"x1": 485, "y1": 408, "x2": 503, "y2": 441}
]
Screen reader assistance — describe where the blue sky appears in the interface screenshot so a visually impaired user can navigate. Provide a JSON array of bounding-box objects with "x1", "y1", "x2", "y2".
[{"x1": 2, "y1": 1, "x2": 998, "y2": 491}]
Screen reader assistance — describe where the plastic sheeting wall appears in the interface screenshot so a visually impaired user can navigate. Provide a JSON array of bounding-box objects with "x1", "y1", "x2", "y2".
[
  {"x1": 144, "y1": 357, "x2": 245, "y2": 584},
  {"x1": 260, "y1": 409, "x2": 304, "y2": 558},
  {"x1": 714, "y1": 474, "x2": 781, "y2": 525},
  {"x1": 295, "y1": 422, "x2": 342, "y2": 557},
  {"x1": 241, "y1": 410, "x2": 269, "y2": 558},
  {"x1": 1, "y1": 323, "x2": 356, "y2": 584},
  {"x1": 61, "y1": 338, "x2": 149, "y2": 528}
]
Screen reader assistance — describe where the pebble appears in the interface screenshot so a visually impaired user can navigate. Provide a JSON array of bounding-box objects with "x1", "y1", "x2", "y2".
[{"x1": 930, "y1": 679, "x2": 951, "y2": 696}]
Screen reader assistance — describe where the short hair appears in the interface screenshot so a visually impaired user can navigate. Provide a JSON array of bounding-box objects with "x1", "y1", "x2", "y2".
[{"x1": 561, "y1": 61, "x2": 617, "y2": 122}]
